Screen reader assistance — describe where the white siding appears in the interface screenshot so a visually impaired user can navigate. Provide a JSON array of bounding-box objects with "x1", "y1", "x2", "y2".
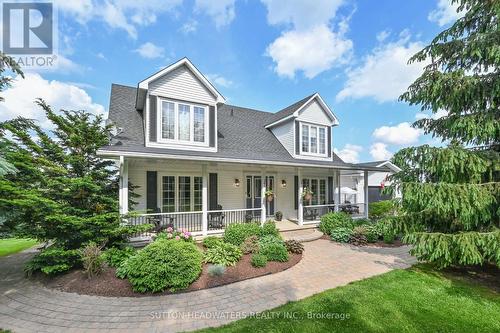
[
  {"x1": 149, "y1": 65, "x2": 217, "y2": 105},
  {"x1": 271, "y1": 120, "x2": 294, "y2": 156},
  {"x1": 297, "y1": 99, "x2": 333, "y2": 125}
]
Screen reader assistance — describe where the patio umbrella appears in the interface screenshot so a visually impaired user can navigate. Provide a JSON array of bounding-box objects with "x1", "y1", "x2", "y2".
[{"x1": 335, "y1": 187, "x2": 357, "y2": 194}]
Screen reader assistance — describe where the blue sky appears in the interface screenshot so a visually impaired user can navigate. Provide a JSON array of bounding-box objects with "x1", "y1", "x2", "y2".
[{"x1": 0, "y1": 0, "x2": 462, "y2": 162}]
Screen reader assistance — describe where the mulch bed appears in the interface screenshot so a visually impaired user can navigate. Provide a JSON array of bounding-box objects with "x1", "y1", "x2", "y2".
[
  {"x1": 442, "y1": 264, "x2": 500, "y2": 293},
  {"x1": 41, "y1": 252, "x2": 302, "y2": 297},
  {"x1": 320, "y1": 234, "x2": 404, "y2": 247}
]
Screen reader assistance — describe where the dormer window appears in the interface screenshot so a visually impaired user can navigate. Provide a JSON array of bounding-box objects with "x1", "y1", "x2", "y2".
[
  {"x1": 300, "y1": 123, "x2": 327, "y2": 157},
  {"x1": 158, "y1": 98, "x2": 208, "y2": 146}
]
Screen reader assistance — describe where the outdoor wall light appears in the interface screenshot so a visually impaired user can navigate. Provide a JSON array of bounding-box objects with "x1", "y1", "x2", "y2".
[
  {"x1": 281, "y1": 179, "x2": 287, "y2": 188},
  {"x1": 234, "y1": 178, "x2": 240, "y2": 187}
]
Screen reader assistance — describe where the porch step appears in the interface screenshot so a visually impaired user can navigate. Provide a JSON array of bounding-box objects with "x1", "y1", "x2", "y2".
[{"x1": 280, "y1": 228, "x2": 324, "y2": 243}]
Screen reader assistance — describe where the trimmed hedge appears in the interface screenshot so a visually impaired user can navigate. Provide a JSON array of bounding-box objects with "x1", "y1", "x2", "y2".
[
  {"x1": 319, "y1": 212, "x2": 352, "y2": 235},
  {"x1": 223, "y1": 223, "x2": 261, "y2": 246}
]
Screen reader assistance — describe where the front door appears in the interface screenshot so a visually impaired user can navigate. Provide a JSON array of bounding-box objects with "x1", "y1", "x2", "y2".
[{"x1": 246, "y1": 175, "x2": 275, "y2": 216}]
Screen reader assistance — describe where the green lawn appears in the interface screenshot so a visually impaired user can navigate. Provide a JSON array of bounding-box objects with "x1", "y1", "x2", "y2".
[
  {"x1": 0, "y1": 238, "x2": 38, "y2": 257},
  {"x1": 197, "y1": 266, "x2": 500, "y2": 333}
]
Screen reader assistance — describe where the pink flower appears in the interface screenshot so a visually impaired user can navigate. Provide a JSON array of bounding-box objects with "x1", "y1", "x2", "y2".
[
  {"x1": 166, "y1": 227, "x2": 173, "y2": 232},
  {"x1": 175, "y1": 236, "x2": 180, "y2": 240},
  {"x1": 183, "y1": 233, "x2": 189, "y2": 238}
]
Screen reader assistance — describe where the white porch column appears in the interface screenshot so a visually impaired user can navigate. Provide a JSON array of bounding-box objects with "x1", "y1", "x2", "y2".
[
  {"x1": 260, "y1": 169, "x2": 266, "y2": 225},
  {"x1": 335, "y1": 170, "x2": 341, "y2": 212},
  {"x1": 202, "y1": 164, "x2": 208, "y2": 236},
  {"x1": 364, "y1": 170, "x2": 369, "y2": 218},
  {"x1": 119, "y1": 156, "x2": 128, "y2": 215},
  {"x1": 297, "y1": 168, "x2": 303, "y2": 225}
]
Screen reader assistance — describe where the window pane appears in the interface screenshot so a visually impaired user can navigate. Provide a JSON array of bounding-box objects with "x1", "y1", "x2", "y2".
[
  {"x1": 320, "y1": 179, "x2": 326, "y2": 204},
  {"x1": 161, "y1": 101, "x2": 175, "y2": 139},
  {"x1": 246, "y1": 176, "x2": 252, "y2": 198},
  {"x1": 302, "y1": 125, "x2": 309, "y2": 152},
  {"x1": 194, "y1": 176, "x2": 202, "y2": 211},
  {"x1": 310, "y1": 126, "x2": 318, "y2": 154},
  {"x1": 162, "y1": 176, "x2": 175, "y2": 212},
  {"x1": 193, "y1": 106, "x2": 205, "y2": 142},
  {"x1": 179, "y1": 176, "x2": 191, "y2": 211},
  {"x1": 254, "y1": 177, "x2": 261, "y2": 198},
  {"x1": 319, "y1": 127, "x2": 326, "y2": 154},
  {"x1": 311, "y1": 179, "x2": 318, "y2": 205},
  {"x1": 178, "y1": 104, "x2": 190, "y2": 141}
]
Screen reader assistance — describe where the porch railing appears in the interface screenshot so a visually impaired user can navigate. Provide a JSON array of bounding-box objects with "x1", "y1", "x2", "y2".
[
  {"x1": 126, "y1": 211, "x2": 203, "y2": 236},
  {"x1": 207, "y1": 208, "x2": 261, "y2": 232},
  {"x1": 302, "y1": 202, "x2": 367, "y2": 223}
]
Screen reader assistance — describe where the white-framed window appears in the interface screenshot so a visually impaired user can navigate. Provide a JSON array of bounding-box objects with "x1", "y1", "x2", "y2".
[
  {"x1": 161, "y1": 175, "x2": 203, "y2": 212},
  {"x1": 302, "y1": 178, "x2": 327, "y2": 205},
  {"x1": 299, "y1": 123, "x2": 328, "y2": 156},
  {"x1": 158, "y1": 98, "x2": 209, "y2": 146}
]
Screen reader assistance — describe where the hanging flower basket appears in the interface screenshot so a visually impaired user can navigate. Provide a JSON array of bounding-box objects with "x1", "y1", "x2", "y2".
[
  {"x1": 302, "y1": 188, "x2": 313, "y2": 201},
  {"x1": 265, "y1": 189, "x2": 274, "y2": 202}
]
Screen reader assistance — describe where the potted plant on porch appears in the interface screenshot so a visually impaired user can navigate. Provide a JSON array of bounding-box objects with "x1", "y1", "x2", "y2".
[
  {"x1": 302, "y1": 187, "x2": 313, "y2": 201},
  {"x1": 274, "y1": 211, "x2": 283, "y2": 221},
  {"x1": 265, "y1": 189, "x2": 274, "y2": 202}
]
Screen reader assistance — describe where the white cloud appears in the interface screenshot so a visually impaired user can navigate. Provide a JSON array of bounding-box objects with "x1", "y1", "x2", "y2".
[
  {"x1": 54, "y1": 0, "x2": 183, "y2": 39},
  {"x1": 370, "y1": 142, "x2": 392, "y2": 160},
  {"x1": 180, "y1": 19, "x2": 198, "y2": 34},
  {"x1": 372, "y1": 122, "x2": 421, "y2": 145},
  {"x1": 262, "y1": 0, "x2": 344, "y2": 30},
  {"x1": 206, "y1": 74, "x2": 233, "y2": 88},
  {"x1": 0, "y1": 73, "x2": 105, "y2": 129},
  {"x1": 266, "y1": 25, "x2": 352, "y2": 79},
  {"x1": 336, "y1": 33, "x2": 426, "y2": 102},
  {"x1": 334, "y1": 144, "x2": 362, "y2": 163},
  {"x1": 195, "y1": 0, "x2": 236, "y2": 28},
  {"x1": 96, "y1": 52, "x2": 107, "y2": 60},
  {"x1": 415, "y1": 109, "x2": 448, "y2": 120},
  {"x1": 428, "y1": 0, "x2": 464, "y2": 26},
  {"x1": 376, "y1": 30, "x2": 390, "y2": 42},
  {"x1": 133, "y1": 42, "x2": 165, "y2": 59}
]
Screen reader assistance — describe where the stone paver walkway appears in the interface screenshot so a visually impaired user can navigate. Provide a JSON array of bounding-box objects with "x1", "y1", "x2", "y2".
[{"x1": 0, "y1": 240, "x2": 416, "y2": 333}]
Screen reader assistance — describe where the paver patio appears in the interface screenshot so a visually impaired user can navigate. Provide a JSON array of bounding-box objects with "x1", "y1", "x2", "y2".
[{"x1": 0, "y1": 240, "x2": 416, "y2": 333}]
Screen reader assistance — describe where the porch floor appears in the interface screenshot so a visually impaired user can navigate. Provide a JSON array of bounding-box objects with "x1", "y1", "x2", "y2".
[{"x1": 275, "y1": 219, "x2": 318, "y2": 231}]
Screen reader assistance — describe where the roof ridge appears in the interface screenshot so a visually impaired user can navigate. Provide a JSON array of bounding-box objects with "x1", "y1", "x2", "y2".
[{"x1": 111, "y1": 83, "x2": 136, "y2": 89}]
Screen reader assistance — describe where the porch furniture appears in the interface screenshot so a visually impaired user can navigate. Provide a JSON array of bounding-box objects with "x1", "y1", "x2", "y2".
[
  {"x1": 147, "y1": 208, "x2": 175, "y2": 232},
  {"x1": 304, "y1": 208, "x2": 319, "y2": 221},
  {"x1": 208, "y1": 204, "x2": 225, "y2": 229},
  {"x1": 328, "y1": 201, "x2": 336, "y2": 213},
  {"x1": 341, "y1": 201, "x2": 360, "y2": 215}
]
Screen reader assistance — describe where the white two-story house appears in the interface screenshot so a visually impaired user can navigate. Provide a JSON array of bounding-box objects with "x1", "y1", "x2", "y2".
[{"x1": 97, "y1": 58, "x2": 391, "y2": 236}]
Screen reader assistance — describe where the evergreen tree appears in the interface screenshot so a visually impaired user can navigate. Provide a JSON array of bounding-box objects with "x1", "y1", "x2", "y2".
[{"x1": 388, "y1": 0, "x2": 499, "y2": 268}]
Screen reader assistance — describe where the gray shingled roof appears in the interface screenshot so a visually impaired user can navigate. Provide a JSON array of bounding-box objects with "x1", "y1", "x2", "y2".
[
  {"x1": 100, "y1": 84, "x2": 354, "y2": 167},
  {"x1": 265, "y1": 93, "x2": 315, "y2": 126},
  {"x1": 357, "y1": 161, "x2": 392, "y2": 171}
]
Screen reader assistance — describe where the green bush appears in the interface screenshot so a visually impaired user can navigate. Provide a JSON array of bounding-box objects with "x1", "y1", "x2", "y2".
[
  {"x1": 25, "y1": 246, "x2": 81, "y2": 276},
  {"x1": 319, "y1": 212, "x2": 352, "y2": 235},
  {"x1": 202, "y1": 236, "x2": 223, "y2": 249},
  {"x1": 251, "y1": 253, "x2": 268, "y2": 267},
  {"x1": 240, "y1": 235, "x2": 259, "y2": 254},
  {"x1": 207, "y1": 264, "x2": 226, "y2": 277},
  {"x1": 349, "y1": 226, "x2": 368, "y2": 246},
  {"x1": 383, "y1": 232, "x2": 396, "y2": 244},
  {"x1": 102, "y1": 247, "x2": 135, "y2": 268},
  {"x1": 116, "y1": 239, "x2": 202, "y2": 292},
  {"x1": 260, "y1": 243, "x2": 289, "y2": 262},
  {"x1": 364, "y1": 225, "x2": 380, "y2": 243},
  {"x1": 223, "y1": 223, "x2": 261, "y2": 246},
  {"x1": 369, "y1": 200, "x2": 395, "y2": 219},
  {"x1": 352, "y1": 218, "x2": 371, "y2": 227},
  {"x1": 259, "y1": 221, "x2": 279, "y2": 237},
  {"x1": 80, "y1": 242, "x2": 104, "y2": 279},
  {"x1": 204, "y1": 242, "x2": 243, "y2": 266},
  {"x1": 330, "y1": 227, "x2": 353, "y2": 243},
  {"x1": 258, "y1": 235, "x2": 285, "y2": 248},
  {"x1": 284, "y1": 240, "x2": 304, "y2": 254}
]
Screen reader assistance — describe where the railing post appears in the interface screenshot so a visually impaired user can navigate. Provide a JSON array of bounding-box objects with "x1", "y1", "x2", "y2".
[
  {"x1": 202, "y1": 164, "x2": 208, "y2": 236},
  {"x1": 119, "y1": 156, "x2": 128, "y2": 215},
  {"x1": 364, "y1": 170, "x2": 369, "y2": 218},
  {"x1": 335, "y1": 170, "x2": 341, "y2": 212},
  {"x1": 260, "y1": 170, "x2": 266, "y2": 225},
  {"x1": 297, "y1": 168, "x2": 303, "y2": 226}
]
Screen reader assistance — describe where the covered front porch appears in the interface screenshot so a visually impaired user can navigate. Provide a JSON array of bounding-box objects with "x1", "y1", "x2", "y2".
[{"x1": 118, "y1": 157, "x2": 374, "y2": 237}]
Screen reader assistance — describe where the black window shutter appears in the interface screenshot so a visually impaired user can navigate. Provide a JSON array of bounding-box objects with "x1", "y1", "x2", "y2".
[
  {"x1": 146, "y1": 171, "x2": 157, "y2": 212},
  {"x1": 295, "y1": 121, "x2": 300, "y2": 155},
  {"x1": 149, "y1": 95, "x2": 157, "y2": 142},
  {"x1": 209, "y1": 106, "x2": 215, "y2": 147},
  {"x1": 327, "y1": 127, "x2": 332, "y2": 158},
  {"x1": 328, "y1": 176, "x2": 334, "y2": 203},
  {"x1": 294, "y1": 175, "x2": 298, "y2": 210},
  {"x1": 209, "y1": 173, "x2": 218, "y2": 210}
]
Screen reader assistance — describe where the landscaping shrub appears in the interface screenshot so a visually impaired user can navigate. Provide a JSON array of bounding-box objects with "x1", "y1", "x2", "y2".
[
  {"x1": 349, "y1": 226, "x2": 368, "y2": 246},
  {"x1": 156, "y1": 227, "x2": 193, "y2": 242},
  {"x1": 240, "y1": 235, "x2": 259, "y2": 254},
  {"x1": 352, "y1": 218, "x2": 371, "y2": 227},
  {"x1": 204, "y1": 242, "x2": 243, "y2": 266},
  {"x1": 251, "y1": 253, "x2": 268, "y2": 267},
  {"x1": 102, "y1": 246, "x2": 136, "y2": 268},
  {"x1": 207, "y1": 264, "x2": 226, "y2": 277},
  {"x1": 260, "y1": 243, "x2": 289, "y2": 262},
  {"x1": 330, "y1": 227, "x2": 353, "y2": 243},
  {"x1": 258, "y1": 235, "x2": 285, "y2": 248},
  {"x1": 202, "y1": 236, "x2": 223, "y2": 249},
  {"x1": 25, "y1": 246, "x2": 81, "y2": 276},
  {"x1": 259, "y1": 221, "x2": 279, "y2": 237},
  {"x1": 284, "y1": 240, "x2": 304, "y2": 254},
  {"x1": 319, "y1": 212, "x2": 352, "y2": 235},
  {"x1": 223, "y1": 223, "x2": 261, "y2": 246},
  {"x1": 369, "y1": 200, "x2": 395, "y2": 219},
  {"x1": 383, "y1": 232, "x2": 396, "y2": 244},
  {"x1": 80, "y1": 242, "x2": 104, "y2": 279},
  {"x1": 116, "y1": 239, "x2": 202, "y2": 292},
  {"x1": 364, "y1": 225, "x2": 380, "y2": 243}
]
